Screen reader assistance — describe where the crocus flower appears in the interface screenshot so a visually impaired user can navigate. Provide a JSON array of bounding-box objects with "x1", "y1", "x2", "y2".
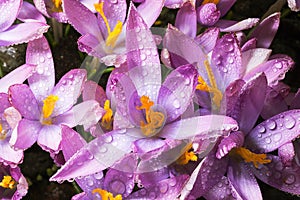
[
  {"x1": 8, "y1": 36, "x2": 102, "y2": 154},
  {"x1": 62, "y1": 0, "x2": 164, "y2": 66},
  {"x1": 0, "y1": 164, "x2": 28, "y2": 200},
  {"x1": 288, "y1": 0, "x2": 300, "y2": 11},
  {"x1": 0, "y1": 1, "x2": 49, "y2": 46},
  {"x1": 50, "y1": 6, "x2": 238, "y2": 195}
]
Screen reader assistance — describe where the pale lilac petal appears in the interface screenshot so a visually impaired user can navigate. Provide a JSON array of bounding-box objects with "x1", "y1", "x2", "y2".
[
  {"x1": 204, "y1": 176, "x2": 243, "y2": 200},
  {"x1": 4, "y1": 107, "x2": 22, "y2": 129},
  {"x1": 8, "y1": 165, "x2": 28, "y2": 199},
  {"x1": 0, "y1": 140, "x2": 23, "y2": 166},
  {"x1": 54, "y1": 100, "x2": 104, "y2": 130},
  {"x1": 37, "y1": 124, "x2": 61, "y2": 152},
  {"x1": 181, "y1": 153, "x2": 228, "y2": 199},
  {"x1": 159, "y1": 115, "x2": 238, "y2": 140},
  {"x1": 50, "y1": 129, "x2": 139, "y2": 182},
  {"x1": 278, "y1": 142, "x2": 295, "y2": 166},
  {"x1": 0, "y1": 0, "x2": 22, "y2": 32},
  {"x1": 0, "y1": 64, "x2": 35, "y2": 93},
  {"x1": 217, "y1": 0, "x2": 236, "y2": 17},
  {"x1": 249, "y1": 12, "x2": 280, "y2": 48},
  {"x1": 245, "y1": 109, "x2": 300, "y2": 153},
  {"x1": 244, "y1": 54, "x2": 294, "y2": 86},
  {"x1": 0, "y1": 22, "x2": 49, "y2": 46},
  {"x1": 9, "y1": 84, "x2": 40, "y2": 120},
  {"x1": 128, "y1": 175, "x2": 189, "y2": 199},
  {"x1": 77, "y1": 33, "x2": 105, "y2": 58},
  {"x1": 158, "y1": 64, "x2": 198, "y2": 123},
  {"x1": 27, "y1": 36, "x2": 55, "y2": 102},
  {"x1": 17, "y1": 1, "x2": 46, "y2": 23},
  {"x1": 175, "y1": 2, "x2": 197, "y2": 38},
  {"x1": 212, "y1": 33, "x2": 242, "y2": 90},
  {"x1": 126, "y1": 5, "x2": 161, "y2": 101},
  {"x1": 288, "y1": 0, "x2": 300, "y2": 11},
  {"x1": 216, "y1": 131, "x2": 244, "y2": 159},
  {"x1": 164, "y1": 0, "x2": 184, "y2": 9},
  {"x1": 227, "y1": 161, "x2": 262, "y2": 200},
  {"x1": 137, "y1": 0, "x2": 164, "y2": 27},
  {"x1": 242, "y1": 48, "x2": 272, "y2": 76},
  {"x1": 194, "y1": 27, "x2": 219, "y2": 54},
  {"x1": 197, "y1": 3, "x2": 220, "y2": 26},
  {"x1": 33, "y1": 0, "x2": 50, "y2": 17},
  {"x1": 62, "y1": 0, "x2": 102, "y2": 38},
  {"x1": 52, "y1": 69, "x2": 87, "y2": 116},
  {"x1": 82, "y1": 80, "x2": 107, "y2": 106},
  {"x1": 218, "y1": 18, "x2": 259, "y2": 32},
  {"x1": 133, "y1": 138, "x2": 168, "y2": 160},
  {"x1": 10, "y1": 119, "x2": 41, "y2": 150},
  {"x1": 0, "y1": 93, "x2": 10, "y2": 112},
  {"x1": 251, "y1": 155, "x2": 300, "y2": 195},
  {"x1": 241, "y1": 38, "x2": 257, "y2": 52}
]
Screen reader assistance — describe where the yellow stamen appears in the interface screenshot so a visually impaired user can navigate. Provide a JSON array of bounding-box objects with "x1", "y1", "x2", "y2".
[
  {"x1": 52, "y1": 0, "x2": 63, "y2": 12},
  {"x1": 101, "y1": 100, "x2": 113, "y2": 130},
  {"x1": 0, "y1": 123, "x2": 7, "y2": 140},
  {"x1": 42, "y1": 95, "x2": 59, "y2": 119},
  {"x1": 196, "y1": 60, "x2": 223, "y2": 109},
  {"x1": 234, "y1": 147, "x2": 271, "y2": 168},
  {"x1": 94, "y1": 2, "x2": 123, "y2": 48},
  {"x1": 92, "y1": 188, "x2": 122, "y2": 200},
  {"x1": 136, "y1": 96, "x2": 165, "y2": 136},
  {"x1": 0, "y1": 176, "x2": 16, "y2": 189},
  {"x1": 202, "y1": 0, "x2": 220, "y2": 5},
  {"x1": 177, "y1": 143, "x2": 198, "y2": 165}
]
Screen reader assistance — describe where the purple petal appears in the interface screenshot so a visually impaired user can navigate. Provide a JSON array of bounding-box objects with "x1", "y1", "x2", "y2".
[
  {"x1": 137, "y1": 167, "x2": 170, "y2": 187},
  {"x1": 251, "y1": 155, "x2": 300, "y2": 195},
  {"x1": 0, "y1": 139, "x2": 23, "y2": 166},
  {"x1": 194, "y1": 27, "x2": 220, "y2": 54},
  {"x1": 33, "y1": 0, "x2": 50, "y2": 17},
  {"x1": 241, "y1": 38, "x2": 257, "y2": 52},
  {"x1": 0, "y1": 0, "x2": 22, "y2": 32},
  {"x1": 197, "y1": 3, "x2": 220, "y2": 26},
  {"x1": 164, "y1": 0, "x2": 184, "y2": 9},
  {"x1": 249, "y1": 12, "x2": 280, "y2": 48},
  {"x1": 137, "y1": 0, "x2": 164, "y2": 27},
  {"x1": 181, "y1": 153, "x2": 228, "y2": 199},
  {"x1": 62, "y1": 0, "x2": 101, "y2": 37},
  {"x1": 17, "y1": 1, "x2": 46, "y2": 23},
  {"x1": 278, "y1": 142, "x2": 295, "y2": 166},
  {"x1": 4, "y1": 107, "x2": 22, "y2": 129},
  {"x1": 175, "y1": 2, "x2": 197, "y2": 38},
  {"x1": 288, "y1": 0, "x2": 300, "y2": 11},
  {"x1": 128, "y1": 175, "x2": 189, "y2": 199},
  {"x1": 27, "y1": 36, "x2": 55, "y2": 102},
  {"x1": 212, "y1": 33, "x2": 242, "y2": 90},
  {"x1": 77, "y1": 34, "x2": 105, "y2": 58},
  {"x1": 52, "y1": 69, "x2": 87, "y2": 116},
  {"x1": 158, "y1": 64, "x2": 198, "y2": 123},
  {"x1": 227, "y1": 161, "x2": 263, "y2": 200},
  {"x1": 10, "y1": 119, "x2": 41, "y2": 150},
  {"x1": 245, "y1": 109, "x2": 300, "y2": 153},
  {"x1": 0, "y1": 64, "x2": 36, "y2": 93},
  {"x1": 0, "y1": 93, "x2": 10, "y2": 112},
  {"x1": 50, "y1": 129, "x2": 139, "y2": 182},
  {"x1": 0, "y1": 22, "x2": 49, "y2": 46},
  {"x1": 159, "y1": 115, "x2": 239, "y2": 140},
  {"x1": 218, "y1": 18, "x2": 259, "y2": 32},
  {"x1": 9, "y1": 84, "x2": 40, "y2": 120},
  {"x1": 126, "y1": 4, "x2": 161, "y2": 101},
  {"x1": 82, "y1": 80, "x2": 107, "y2": 106},
  {"x1": 217, "y1": 131, "x2": 244, "y2": 159},
  {"x1": 37, "y1": 125, "x2": 61, "y2": 152},
  {"x1": 217, "y1": 0, "x2": 236, "y2": 17}
]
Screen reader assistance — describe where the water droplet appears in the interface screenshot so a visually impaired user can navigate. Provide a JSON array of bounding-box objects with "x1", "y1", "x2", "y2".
[
  {"x1": 222, "y1": 67, "x2": 228, "y2": 73},
  {"x1": 184, "y1": 78, "x2": 190, "y2": 85},
  {"x1": 273, "y1": 133, "x2": 282, "y2": 142},
  {"x1": 99, "y1": 146, "x2": 108, "y2": 153},
  {"x1": 37, "y1": 67, "x2": 44, "y2": 74},
  {"x1": 94, "y1": 172, "x2": 103, "y2": 180},
  {"x1": 266, "y1": 171, "x2": 271, "y2": 177},
  {"x1": 169, "y1": 178, "x2": 177, "y2": 187},
  {"x1": 87, "y1": 179, "x2": 94, "y2": 186},
  {"x1": 148, "y1": 191, "x2": 157, "y2": 199},
  {"x1": 266, "y1": 119, "x2": 276, "y2": 130},
  {"x1": 274, "y1": 62, "x2": 283, "y2": 69},
  {"x1": 159, "y1": 182, "x2": 168, "y2": 193},
  {"x1": 104, "y1": 135, "x2": 113, "y2": 143},
  {"x1": 284, "y1": 115, "x2": 296, "y2": 129},
  {"x1": 173, "y1": 99, "x2": 180, "y2": 109},
  {"x1": 140, "y1": 53, "x2": 146, "y2": 60},
  {"x1": 264, "y1": 137, "x2": 271, "y2": 144},
  {"x1": 110, "y1": 180, "x2": 126, "y2": 194},
  {"x1": 224, "y1": 44, "x2": 234, "y2": 52},
  {"x1": 257, "y1": 125, "x2": 266, "y2": 133},
  {"x1": 284, "y1": 174, "x2": 295, "y2": 185}
]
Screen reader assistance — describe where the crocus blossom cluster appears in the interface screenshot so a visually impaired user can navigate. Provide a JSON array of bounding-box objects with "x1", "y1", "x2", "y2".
[{"x1": 0, "y1": 0, "x2": 300, "y2": 199}]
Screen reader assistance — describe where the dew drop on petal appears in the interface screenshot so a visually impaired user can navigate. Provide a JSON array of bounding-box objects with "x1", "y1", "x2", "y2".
[
  {"x1": 264, "y1": 137, "x2": 271, "y2": 144},
  {"x1": 159, "y1": 182, "x2": 168, "y2": 194},
  {"x1": 284, "y1": 115, "x2": 296, "y2": 129},
  {"x1": 266, "y1": 119, "x2": 276, "y2": 130},
  {"x1": 104, "y1": 135, "x2": 113, "y2": 143},
  {"x1": 284, "y1": 174, "x2": 295, "y2": 185},
  {"x1": 257, "y1": 125, "x2": 266, "y2": 133},
  {"x1": 173, "y1": 99, "x2": 180, "y2": 109}
]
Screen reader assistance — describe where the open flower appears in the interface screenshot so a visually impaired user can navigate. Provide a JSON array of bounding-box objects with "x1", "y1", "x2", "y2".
[
  {"x1": 8, "y1": 36, "x2": 102, "y2": 153},
  {"x1": 50, "y1": 7, "x2": 238, "y2": 197},
  {"x1": 0, "y1": 163, "x2": 28, "y2": 200},
  {"x1": 0, "y1": 1, "x2": 49, "y2": 46}
]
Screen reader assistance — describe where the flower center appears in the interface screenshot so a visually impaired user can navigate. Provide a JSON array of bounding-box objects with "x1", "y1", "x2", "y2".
[
  {"x1": 41, "y1": 95, "x2": 59, "y2": 125},
  {"x1": 202, "y1": 0, "x2": 220, "y2": 5},
  {"x1": 196, "y1": 60, "x2": 223, "y2": 109},
  {"x1": 0, "y1": 175, "x2": 16, "y2": 189},
  {"x1": 0, "y1": 123, "x2": 7, "y2": 140},
  {"x1": 94, "y1": 2, "x2": 123, "y2": 48},
  {"x1": 92, "y1": 188, "x2": 122, "y2": 200},
  {"x1": 136, "y1": 96, "x2": 165, "y2": 137},
  {"x1": 176, "y1": 143, "x2": 198, "y2": 165},
  {"x1": 233, "y1": 147, "x2": 271, "y2": 168},
  {"x1": 101, "y1": 100, "x2": 113, "y2": 130},
  {"x1": 52, "y1": 0, "x2": 63, "y2": 12}
]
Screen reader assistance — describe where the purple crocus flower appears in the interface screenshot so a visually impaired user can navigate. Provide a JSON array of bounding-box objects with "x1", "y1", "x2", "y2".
[
  {"x1": 0, "y1": 164, "x2": 28, "y2": 200},
  {"x1": 0, "y1": 1, "x2": 49, "y2": 46},
  {"x1": 8, "y1": 36, "x2": 102, "y2": 154},
  {"x1": 50, "y1": 6, "x2": 238, "y2": 198}
]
